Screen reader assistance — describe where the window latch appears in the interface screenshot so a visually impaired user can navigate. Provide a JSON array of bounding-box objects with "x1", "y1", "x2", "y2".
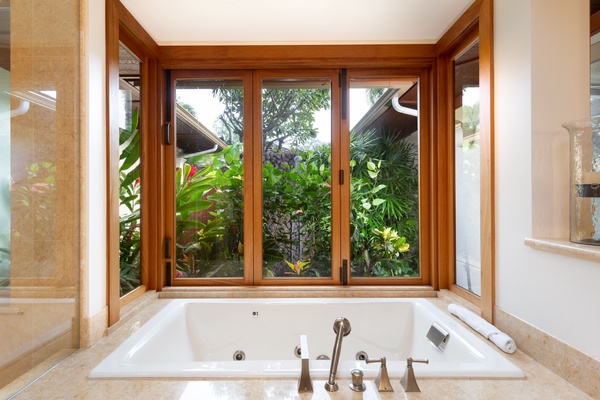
[{"x1": 164, "y1": 123, "x2": 171, "y2": 145}]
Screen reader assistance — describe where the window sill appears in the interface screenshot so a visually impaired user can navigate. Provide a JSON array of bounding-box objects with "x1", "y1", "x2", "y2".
[{"x1": 524, "y1": 238, "x2": 600, "y2": 263}]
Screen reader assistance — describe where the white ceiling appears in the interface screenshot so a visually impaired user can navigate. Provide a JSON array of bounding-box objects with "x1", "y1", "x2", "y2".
[{"x1": 119, "y1": 0, "x2": 476, "y2": 46}]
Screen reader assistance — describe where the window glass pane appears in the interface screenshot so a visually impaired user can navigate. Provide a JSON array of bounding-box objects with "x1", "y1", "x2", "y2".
[
  {"x1": 591, "y1": 32, "x2": 600, "y2": 117},
  {"x1": 118, "y1": 44, "x2": 142, "y2": 295},
  {"x1": 261, "y1": 78, "x2": 332, "y2": 278},
  {"x1": 348, "y1": 79, "x2": 420, "y2": 278},
  {"x1": 174, "y1": 79, "x2": 244, "y2": 278},
  {"x1": 0, "y1": 60, "x2": 8, "y2": 288},
  {"x1": 454, "y1": 40, "x2": 481, "y2": 296}
]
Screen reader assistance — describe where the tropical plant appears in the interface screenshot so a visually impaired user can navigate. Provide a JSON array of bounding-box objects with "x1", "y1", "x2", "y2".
[
  {"x1": 349, "y1": 129, "x2": 419, "y2": 277},
  {"x1": 118, "y1": 108, "x2": 142, "y2": 295},
  {"x1": 174, "y1": 145, "x2": 244, "y2": 278},
  {"x1": 261, "y1": 149, "x2": 332, "y2": 277},
  {"x1": 284, "y1": 259, "x2": 311, "y2": 275},
  {"x1": 11, "y1": 161, "x2": 57, "y2": 236},
  {"x1": 8, "y1": 161, "x2": 57, "y2": 288},
  {"x1": 461, "y1": 101, "x2": 480, "y2": 136}
]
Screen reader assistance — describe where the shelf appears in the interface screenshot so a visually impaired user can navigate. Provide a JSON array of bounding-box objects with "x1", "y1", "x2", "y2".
[{"x1": 524, "y1": 238, "x2": 600, "y2": 263}]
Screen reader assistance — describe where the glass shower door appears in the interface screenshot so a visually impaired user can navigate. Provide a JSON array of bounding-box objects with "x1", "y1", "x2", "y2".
[{"x1": 0, "y1": 1, "x2": 80, "y2": 394}]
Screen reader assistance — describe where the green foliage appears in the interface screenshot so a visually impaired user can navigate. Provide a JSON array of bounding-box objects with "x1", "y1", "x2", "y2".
[
  {"x1": 366, "y1": 88, "x2": 385, "y2": 105},
  {"x1": 349, "y1": 129, "x2": 419, "y2": 277},
  {"x1": 261, "y1": 150, "x2": 332, "y2": 277},
  {"x1": 212, "y1": 88, "x2": 244, "y2": 145},
  {"x1": 174, "y1": 145, "x2": 244, "y2": 278},
  {"x1": 170, "y1": 128, "x2": 419, "y2": 279},
  {"x1": 119, "y1": 108, "x2": 141, "y2": 295},
  {"x1": 119, "y1": 100, "x2": 420, "y2": 282},
  {"x1": 462, "y1": 101, "x2": 480, "y2": 136},
  {"x1": 11, "y1": 161, "x2": 57, "y2": 238},
  {"x1": 9, "y1": 161, "x2": 57, "y2": 288},
  {"x1": 177, "y1": 97, "x2": 197, "y2": 118},
  {"x1": 213, "y1": 87, "x2": 330, "y2": 151}
]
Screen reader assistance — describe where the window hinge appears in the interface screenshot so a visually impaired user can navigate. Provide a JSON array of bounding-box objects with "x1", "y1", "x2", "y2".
[
  {"x1": 164, "y1": 236, "x2": 171, "y2": 259},
  {"x1": 166, "y1": 261, "x2": 172, "y2": 286},
  {"x1": 341, "y1": 259, "x2": 348, "y2": 285}
]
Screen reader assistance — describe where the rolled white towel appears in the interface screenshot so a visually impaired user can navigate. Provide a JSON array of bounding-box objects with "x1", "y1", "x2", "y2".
[
  {"x1": 489, "y1": 332, "x2": 517, "y2": 354},
  {"x1": 448, "y1": 303, "x2": 517, "y2": 354}
]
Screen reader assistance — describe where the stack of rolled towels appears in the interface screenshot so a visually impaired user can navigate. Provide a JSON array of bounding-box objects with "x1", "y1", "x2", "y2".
[{"x1": 448, "y1": 303, "x2": 517, "y2": 354}]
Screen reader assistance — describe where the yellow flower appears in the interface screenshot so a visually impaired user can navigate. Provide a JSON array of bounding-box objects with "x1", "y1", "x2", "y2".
[{"x1": 284, "y1": 259, "x2": 310, "y2": 275}]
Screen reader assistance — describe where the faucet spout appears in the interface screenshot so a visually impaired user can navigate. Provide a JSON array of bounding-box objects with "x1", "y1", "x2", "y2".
[{"x1": 324, "y1": 317, "x2": 351, "y2": 392}]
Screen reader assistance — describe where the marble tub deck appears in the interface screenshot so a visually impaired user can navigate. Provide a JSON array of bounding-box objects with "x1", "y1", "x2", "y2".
[{"x1": 6, "y1": 296, "x2": 595, "y2": 400}]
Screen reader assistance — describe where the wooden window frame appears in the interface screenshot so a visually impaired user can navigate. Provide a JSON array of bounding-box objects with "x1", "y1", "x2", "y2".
[
  {"x1": 344, "y1": 69, "x2": 433, "y2": 287},
  {"x1": 166, "y1": 69, "x2": 254, "y2": 287},
  {"x1": 106, "y1": 0, "x2": 161, "y2": 325},
  {"x1": 435, "y1": 0, "x2": 494, "y2": 322},
  {"x1": 252, "y1": 69, "x2": 343, "y2": 286},
  {"x1": 105, "y1": 0, "x2": 494, "y2": 322},
  {"x1": 164, "y1": 67, "x2": 433, "y2": 287}
]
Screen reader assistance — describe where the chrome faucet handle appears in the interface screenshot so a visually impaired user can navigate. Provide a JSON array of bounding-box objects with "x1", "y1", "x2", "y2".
[
  {"x1": 400, "y1": 357, "x2": 429, "y2": 393},
  {"x1": 297, "y1": 335, "x2": 313, "y2": 393},
  {"x1": 365, "y1": 356, "x2": 393, "y2": 392},
  {"x1": 349, "y1": 369, "x2": 366, "y2": 392}
]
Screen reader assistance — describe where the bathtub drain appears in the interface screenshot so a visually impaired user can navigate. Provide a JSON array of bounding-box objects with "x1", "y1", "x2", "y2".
[{"x1": 233, "y1": 350, "x2": 246, "y2": 361}]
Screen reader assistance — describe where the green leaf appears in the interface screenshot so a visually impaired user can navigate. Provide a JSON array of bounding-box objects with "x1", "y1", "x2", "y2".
[
  {"x1": 371, "y1": 184, "x2": 386, "y2": 194},
  {"x1": 120, "y1": 209, "x2": 140, "y2": 224},
  {"x1": 178, "y1": 200, "x2": 212, "y2": 213}
]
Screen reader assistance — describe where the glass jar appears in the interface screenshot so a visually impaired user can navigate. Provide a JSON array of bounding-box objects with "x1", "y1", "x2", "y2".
[{"x1": 563, "y1": 117, "x2": 600, "y2": 245}]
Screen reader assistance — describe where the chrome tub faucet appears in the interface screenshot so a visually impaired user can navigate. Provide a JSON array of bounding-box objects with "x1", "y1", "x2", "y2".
[{"x1": 324, "y1": 317, "x2": 351, "y2": 392}]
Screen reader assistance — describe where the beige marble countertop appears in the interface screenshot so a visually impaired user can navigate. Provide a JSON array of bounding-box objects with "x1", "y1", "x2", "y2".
[{"x1": 6, "y1": 295, "x2": 594, "y2": 400}]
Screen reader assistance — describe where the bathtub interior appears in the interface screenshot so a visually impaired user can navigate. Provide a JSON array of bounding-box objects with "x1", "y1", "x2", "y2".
[{"x1": 90, "y1": 298, "x2": 524, "y2": 379}]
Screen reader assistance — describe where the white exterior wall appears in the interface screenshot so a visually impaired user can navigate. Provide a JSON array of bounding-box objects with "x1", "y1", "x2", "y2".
[{"x1": 495, "y1": 0, "x2": 600, "y2": 360}]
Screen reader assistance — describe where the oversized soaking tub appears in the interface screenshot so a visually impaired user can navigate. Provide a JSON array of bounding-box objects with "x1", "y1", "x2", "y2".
[{"x1": 89, "y1": 298, "x2": 524, "y2": 379}]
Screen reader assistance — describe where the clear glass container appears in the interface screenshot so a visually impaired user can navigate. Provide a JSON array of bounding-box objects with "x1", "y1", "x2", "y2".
[{"x1": 563, "y1": 117, "x2": 600, "y2": 245}]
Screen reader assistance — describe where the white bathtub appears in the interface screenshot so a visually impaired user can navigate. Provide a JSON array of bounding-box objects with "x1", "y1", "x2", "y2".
[{"x1": 89, "y1": 298, "x2": 524, "y2": 379}]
